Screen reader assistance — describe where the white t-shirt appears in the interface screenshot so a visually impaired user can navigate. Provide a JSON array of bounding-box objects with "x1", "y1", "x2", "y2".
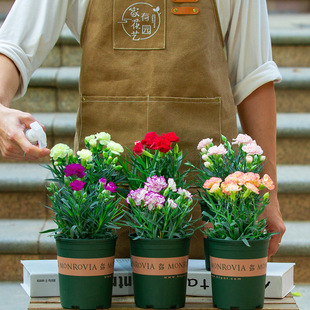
[{"x1": 0, "y1": 0, "x2": 281, "y2": 105}]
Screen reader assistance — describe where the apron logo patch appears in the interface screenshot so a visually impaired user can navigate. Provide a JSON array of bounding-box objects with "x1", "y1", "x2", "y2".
[
  {"x1": 119, "y1": 3, "x2": 161, "y2": 41},
  {"x1": 113, "y1": 0, "x2": 166, "y2": 50}
]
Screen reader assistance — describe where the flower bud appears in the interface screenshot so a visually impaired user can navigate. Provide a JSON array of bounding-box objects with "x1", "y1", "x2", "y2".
[
  {"x1": 107, "y1": 156, "x2": 113, "y2": 164},
  {"x1": 115, "y1": 165, "x2": 123, "y2": 171},
  {"x1": 246, "y1": 155, "x2": 253, "y2": 164},
  {"x1": 204, "y1": 161, "x2": 211, "y2": 168},
  {"x1": 260, "y1": 155, "x2": 266, "y2": 162},
  {"x1": 201, "y1": 147, "x2": 207, "y2": 154},
  {"x1": 202, "y1": 154, "x2": 208, "y2": 161}
]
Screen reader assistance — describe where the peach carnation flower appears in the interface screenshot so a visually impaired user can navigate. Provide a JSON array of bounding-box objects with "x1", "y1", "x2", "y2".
[
  {"x1": 262, "y1": 174, "x2": 275, "y2": 190},
  {"x1": 221, "y1": 181, "x2": 242, "y2": 196},
  {"x1": 240, "y1": 172, "x2": 261, "y2": 187},
  {"x1": 244, "y1": 182, "x2": 260, "y2": 195},
  {"x1": 203, "y1": 177, "x2": 222, "y2": 193},
  {"x1": 207, "y1": 144, "x2": 227, "y2": 156},
  {"x1": 225, "y1": 171, "x2": 244, "y2": 184},
  {"x1": 197, "y1": 138, "x2": 213, "y2": 151},
  {"x1": 232, "y1": 134, "x2": 253, "y2": 145}
]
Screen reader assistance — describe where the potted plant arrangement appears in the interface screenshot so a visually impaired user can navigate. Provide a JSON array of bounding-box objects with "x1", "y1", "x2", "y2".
[
  {"x1": 189, "y1": 134, "x2": 276, "y2": 310},
  {"x1": 121, "y1": 132, "x2": 200, "y2": 309},
  {"x1": 43, "y1": 132, "x2": 125, "y2": 310}
]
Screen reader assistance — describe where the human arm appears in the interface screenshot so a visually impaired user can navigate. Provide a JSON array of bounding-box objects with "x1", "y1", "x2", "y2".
[
  {"x1": 0, "y1": 54, "x2": 50, "y2": 159},
  {"x1": 0, "y1": 0, "x2": 74, "y2": 159},
  {"x1": 237, "y1": 81, "x2": 286, "y2": 258}
]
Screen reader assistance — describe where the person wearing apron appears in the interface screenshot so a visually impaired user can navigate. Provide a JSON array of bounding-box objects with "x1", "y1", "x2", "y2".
[
  {"x1": 76, "y1": 0, "x2": 237, "y2": 257},
  {"x1": 0, "y1": 0, "x2": 285, "y2": 258}
]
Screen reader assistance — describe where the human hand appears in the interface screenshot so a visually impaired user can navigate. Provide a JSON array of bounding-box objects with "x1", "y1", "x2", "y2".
[
  {"x1": 260, "y1": 195, "x2": 286, "y2": 258},
  {"x1": 0, "y1": 105, "x2": 50, "y2": 160}
]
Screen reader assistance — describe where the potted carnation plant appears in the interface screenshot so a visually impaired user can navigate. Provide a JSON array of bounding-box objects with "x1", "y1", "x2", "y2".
[
  {"x1": 121, "y1": 132, "x2": 200, "y2": 309},
  {"x1": 43, "y1": 132, "x2": 125, "y2": 310},
  {"x1": 190, "y1": 134, "x2": 276, "y2": 310}
]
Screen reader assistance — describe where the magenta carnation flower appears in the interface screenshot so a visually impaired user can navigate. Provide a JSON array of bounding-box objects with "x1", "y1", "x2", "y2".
[
  {"x1": 105, "y1": 182, "x2": 117, "y2": 193},
  {"x1": 70, "y1": 180, "x2": 86, "y2": 191},
  {"x1": 99, "y1": 178, "x2": 107, "y2": 185},
  {"x1": 64, "y1": 163, "x2": 86, "y2": 178}
]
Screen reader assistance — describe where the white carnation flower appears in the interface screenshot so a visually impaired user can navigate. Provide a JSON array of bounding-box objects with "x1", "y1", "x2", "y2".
[
  {"x1": 107, "y1": 141, "x2": 124, "y2": 155},
  {"x1": 50, "y1": 143, "x2": 72, "y2": 160},
  {"x1": 77, "y1": 149, "x2": 93, "y2": 162}
]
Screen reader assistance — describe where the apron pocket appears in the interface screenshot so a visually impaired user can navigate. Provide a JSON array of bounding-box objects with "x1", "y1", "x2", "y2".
[
  {"x1": 77, "y1": 95, "x2": 221, "y2": 164},
  {"x1": 77, "y1": 96, "x2": 149, "y2": 150},
  {"x1": 148, "y1": 96, "x2": 222, "y2": 164}
]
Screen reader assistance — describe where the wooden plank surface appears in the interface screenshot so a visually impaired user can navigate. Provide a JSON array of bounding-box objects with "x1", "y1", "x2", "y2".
[{"x1": 28, "y1": 295, "x2": 299, "y2": 310}]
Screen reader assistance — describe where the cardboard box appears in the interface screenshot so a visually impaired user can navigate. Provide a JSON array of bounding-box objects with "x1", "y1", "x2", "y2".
[{"x1": 21, "y1": 259, "x2": 294, "y2": 299}]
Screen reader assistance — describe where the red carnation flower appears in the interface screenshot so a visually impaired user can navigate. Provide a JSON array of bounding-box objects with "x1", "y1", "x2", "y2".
[
  {"x1": 141, "y1": 132, "x2": 158, "y2": 150},
  {"x1": 133, "y1": 141, "x2": 144, "y2": 156},
  {"x1": 154, "y1": 136, "x2": 171, "y2": 153},
  {"x1": 161, "y1": 132, "x2": 179, "y2": 143}
]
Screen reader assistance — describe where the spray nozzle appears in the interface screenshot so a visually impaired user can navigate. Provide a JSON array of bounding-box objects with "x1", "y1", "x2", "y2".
[{"x1": 25, "y1": 121, "x2": 47, "y2": 149}]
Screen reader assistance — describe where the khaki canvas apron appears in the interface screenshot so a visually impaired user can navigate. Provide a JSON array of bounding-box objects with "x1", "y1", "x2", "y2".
[{"x1": 76, "y1": 0, "x2": 238, "y2": 258}]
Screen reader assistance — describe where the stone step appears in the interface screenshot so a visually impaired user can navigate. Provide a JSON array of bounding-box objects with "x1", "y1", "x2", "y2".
[
  {"x1": 10, "y1": 66, "x2": 310, "y2": 114},
  {"x1": 0, "y1": 163, "x2": 309, "y2": 221},
  {"x1": 269, "y1": 14, "x2": 310, "y2": 67},
  {"x1": 1, "y1": 111, "x2": 309, "y2": 165},
  {"x1": 0, "y1": 218, "x2": 308, "y2": 283},
  {"x1": 268, "y1": 1, "x2": 310, "y2": 13}
]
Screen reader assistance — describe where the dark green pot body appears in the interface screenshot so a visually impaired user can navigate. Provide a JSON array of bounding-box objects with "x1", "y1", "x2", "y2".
[
  {"x1": 56, "y1": 236, "x2": 117, "y2": 310},
  {"x1": 208, "y1": 238, "x2": 270, "y2": 310},
  {"x1": 129, "y1": 234, "x2": 191, "y2": 309}
]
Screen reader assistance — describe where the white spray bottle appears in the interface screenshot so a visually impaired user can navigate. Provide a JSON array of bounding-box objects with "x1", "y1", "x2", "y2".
[{"x1": 25, "y1": 121, "x2": 47, "y2": 149}]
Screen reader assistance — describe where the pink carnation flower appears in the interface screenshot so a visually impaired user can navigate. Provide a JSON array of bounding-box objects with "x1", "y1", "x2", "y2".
[
  {"x1": 144, "y1": 192, "x2": 165, "y2": 210},
  {"x1": 144, "y1": 176, "x2": 167, "y2": 193},
  {"x1": 177, "y1": 188, "x2": 192, "y2": 200},
  {"x1": 262, "y1": 174, "x2": 275, "y2": 190},
  {"x1": 127, "y1": 188, "x2": 148, "y2": 206},
  {"x1": 232, "y1": 134, "x2": 253, "y2": 145},
  {"x1": 242, "y1": 142, "x2": 263, "y2": 156},
  {"x1": 197, "y1": 138, "x2": 213, "y2": 151},
  {"x1": 167, "y1": 198, "x2": 177, "y2": 209},
  {"x1": 207, "y1": 144, "x2": 228, "y2": 156},
  {"x1": 167, "y1": 178, "x2": 177, "y2": 192}
]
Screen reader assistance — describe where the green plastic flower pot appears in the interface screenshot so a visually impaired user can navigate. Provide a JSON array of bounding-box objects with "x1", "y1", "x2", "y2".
[
  {"x1": 56, "y1": 236, "x2": 117, "y2": 310},
  {"x1": 129, "y1": 234, "x2": 191, "y2": 309},
  {"x1": 208, "y1": 238, "x2": 270, "y2": 310}
]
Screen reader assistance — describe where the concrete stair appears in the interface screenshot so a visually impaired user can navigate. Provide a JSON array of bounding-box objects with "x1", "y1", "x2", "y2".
[{"x1": 0, "y1": 11, "x2": 309, "y2": 310}]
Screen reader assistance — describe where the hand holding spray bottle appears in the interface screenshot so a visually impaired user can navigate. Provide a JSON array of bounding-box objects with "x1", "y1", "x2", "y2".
[{"x1": 25, "y1": 121, "x2": 47, "y2": 149}]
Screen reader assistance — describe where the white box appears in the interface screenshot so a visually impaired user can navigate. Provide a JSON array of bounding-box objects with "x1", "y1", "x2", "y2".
[
  {"x1": 21, "y1": 259, "x2": 294, "y2": 299},
  {"x1": 21, "y1": 260, "x2": 59, "y2": 297},
  {"x1": 21, "y1": 259, "x2": 134, "y2": 297},
  {"x1": 186, "y1": 259, "x2": 295, "y2": 298}
]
